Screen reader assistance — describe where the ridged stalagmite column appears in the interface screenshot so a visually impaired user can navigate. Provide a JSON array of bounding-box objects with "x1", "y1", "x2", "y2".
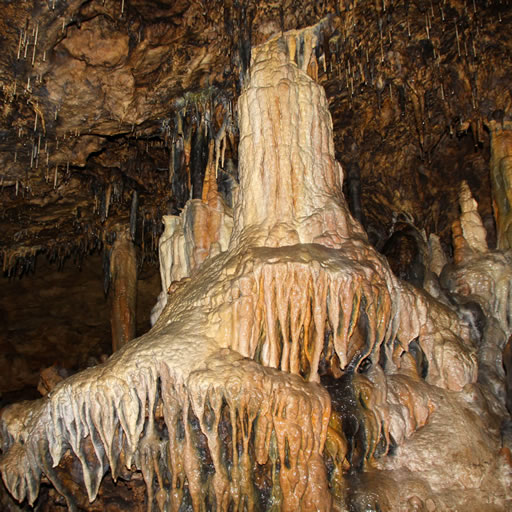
[
  {"x1": 109, "y1": 225, "x2": 137, "y2": 352},
  {"x1": 150, "y1": 141, "x2": 233, "y2": 325},
  {"x1": 452, "y1": 181, "x2": 488, "y2": 264},
  {"x1": 489, "y1": 120, "x2": 512, "y2": 249}
]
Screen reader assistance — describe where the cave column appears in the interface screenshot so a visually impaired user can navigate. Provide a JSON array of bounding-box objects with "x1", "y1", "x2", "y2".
[
  {"x1": 489, "y1": 120, "x2": 512, "y2": 249},
  {"x1": 109, "y1": 225, "x2": 138, "y2": 352},
  {"x1": 232, "y1": 33, "x2": 366, "y2": 249}
]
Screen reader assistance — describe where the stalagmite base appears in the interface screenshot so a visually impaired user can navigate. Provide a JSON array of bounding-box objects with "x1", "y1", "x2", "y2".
[{"x1": 0, "y1": 26, "x2": 511, "y2": 512}]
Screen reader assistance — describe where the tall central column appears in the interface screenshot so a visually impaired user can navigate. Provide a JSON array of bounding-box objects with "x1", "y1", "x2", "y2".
[{"x1": 232, "y1": 33, "x2": 365, "y2": 249}]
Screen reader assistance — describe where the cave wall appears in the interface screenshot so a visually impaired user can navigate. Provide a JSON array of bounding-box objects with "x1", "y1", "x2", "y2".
[
  {"x1": 0, "y1": 254, "x2": 159, "y2": 403},
  {"x1": 1, "y1": 0, "x2": 511, "y2": 276}
]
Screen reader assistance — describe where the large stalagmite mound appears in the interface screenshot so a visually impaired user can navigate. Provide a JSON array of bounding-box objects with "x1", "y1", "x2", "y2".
[{"x1": 1, "y1": 24, "x2": 511, "y2": 511}]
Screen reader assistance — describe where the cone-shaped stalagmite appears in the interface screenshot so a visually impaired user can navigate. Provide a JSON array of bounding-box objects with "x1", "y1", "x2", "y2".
[{"x1": 233, "y1": 33, "x2": 364, "y2": 248}]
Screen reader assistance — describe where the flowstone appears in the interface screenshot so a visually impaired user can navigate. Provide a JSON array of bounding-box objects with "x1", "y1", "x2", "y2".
[{"x1": 1, "y1": 25, "x2": 509, "y2": 511}]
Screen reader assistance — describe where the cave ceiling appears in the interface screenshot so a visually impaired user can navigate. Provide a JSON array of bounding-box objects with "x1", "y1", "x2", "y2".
[{"x1": 0, "y1": 0, "x2": 511, "y2": 275}]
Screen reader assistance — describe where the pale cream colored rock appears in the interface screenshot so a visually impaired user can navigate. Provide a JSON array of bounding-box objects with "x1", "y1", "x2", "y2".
[
  {"x1": 444, "y1": 251, "x2": 512, "y2": 337},
  {"x1": 151, "y1": 154, "x2": 233, "y2": 325},
  {"x1": 459, "y1": 180, "x2": 489, "y2": 255},
  {"x1": 232, "y1": 34, "x2": 365, "y2": 249},
  {"x1": 150, "y1": 215, "x2": 187, "y2": 325},
  {"x1": 427, "y1": 233, "x2": 447, "y2": 277},
  {"x1": 373, "y1": 383, "x2": 512, "y2": 511}
]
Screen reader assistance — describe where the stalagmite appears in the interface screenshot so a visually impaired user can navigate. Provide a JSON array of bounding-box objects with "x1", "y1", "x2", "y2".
[
  {"x1": 427, "y1": 233, "x2": 447, "y2": 277},
  {"x1": 151, "y1": 140, "x2": 233, "y2": 325},
  {"x1": 109, "y1": 225, "x2": 138, "y2": 352},
  {"x1": 459, "y1": 180, "x2": 488, "y2": 255},
  {"x1": 150, "y1": 215, "x2": 188, "y2": 325},
  {"x1": 489, "y1": 120, "x2": 512, "y2": 249},
  {"x1": 0, "y1": 21, "x2": 507, "y2": 512}
]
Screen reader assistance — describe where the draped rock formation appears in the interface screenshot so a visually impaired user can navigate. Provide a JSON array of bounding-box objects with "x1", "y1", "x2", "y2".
[
  {"x1": 1, "y1": 24, "x2": 511, "y2": 512},
  {"x1": 151, "y1": 143, "x2": 234, "y2": 325}
]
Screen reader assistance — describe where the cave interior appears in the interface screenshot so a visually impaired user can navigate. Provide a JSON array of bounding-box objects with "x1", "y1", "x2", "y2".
[{"x1": 1, "y1": 0, "x2": 512, "y2": 510}]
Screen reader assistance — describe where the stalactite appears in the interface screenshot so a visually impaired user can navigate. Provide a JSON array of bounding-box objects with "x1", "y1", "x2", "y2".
[
  {"x1": 103, "y1": 246, "x2": 111, "y2": 295},
  {"x1": 237, "y1": 2, "x2": 252, "y2": 87},
  {"x1": 129, "y1": 190, "x2": 138, "y2": 241},
  {"x1": 345, "y1": 162, "x2": 365, "y2": 226},
  {"x1": 190, "y1": 122, "x2": 208, "y2": 199}
]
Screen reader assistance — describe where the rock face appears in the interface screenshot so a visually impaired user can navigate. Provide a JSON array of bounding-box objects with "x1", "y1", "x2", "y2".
[{"x1": 0, "y1": 24, "x2": 511, "y2": 512}]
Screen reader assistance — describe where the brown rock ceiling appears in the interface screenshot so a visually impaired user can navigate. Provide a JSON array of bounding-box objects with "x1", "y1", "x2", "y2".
[{"x1": 1, "y1": 0, "x2": 510, "y2": 273}]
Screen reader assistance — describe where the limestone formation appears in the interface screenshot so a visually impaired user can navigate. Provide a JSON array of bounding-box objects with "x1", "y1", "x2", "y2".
[
  {"x1": 1, "y1": 22, "x2": 511, "y2": 512},
  {"x1": 109, "y1": 226, "x2": 138, "y2": 352},
  {"x1": 490, "y1": 121, "x2": 512, "y2": 249},
  {"x1": 151, "y1": 143, "x2": 233, "y2": 325}
]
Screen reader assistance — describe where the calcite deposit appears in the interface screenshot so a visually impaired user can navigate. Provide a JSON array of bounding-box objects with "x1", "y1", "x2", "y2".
[
  {"x1": 151, "y1": 146, "x2": 233, "y2": 325},
  {"x1": 1, "y1": 21, "x2": 511, "y2": 512},
  {"x1": 490, "y1": 121, "x2": 512, "y2": 250}
]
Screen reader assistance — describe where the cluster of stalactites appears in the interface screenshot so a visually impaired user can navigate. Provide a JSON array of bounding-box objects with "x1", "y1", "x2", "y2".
[
  {"x1": 224, "y1": 253, "x2": 395, "y2": 381},
  {"x1": 168, "y1": 93, "x2": 237, "y2": 188},
  {"x1": 0, "y1": 347, "x2": 332, "y2": 511},
  {"x1": 209, "y1": 243, "x2": 476, "y2": 392},
  {"x1": 283, "y1": 22, "x2": 327, "y2": 82}
]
